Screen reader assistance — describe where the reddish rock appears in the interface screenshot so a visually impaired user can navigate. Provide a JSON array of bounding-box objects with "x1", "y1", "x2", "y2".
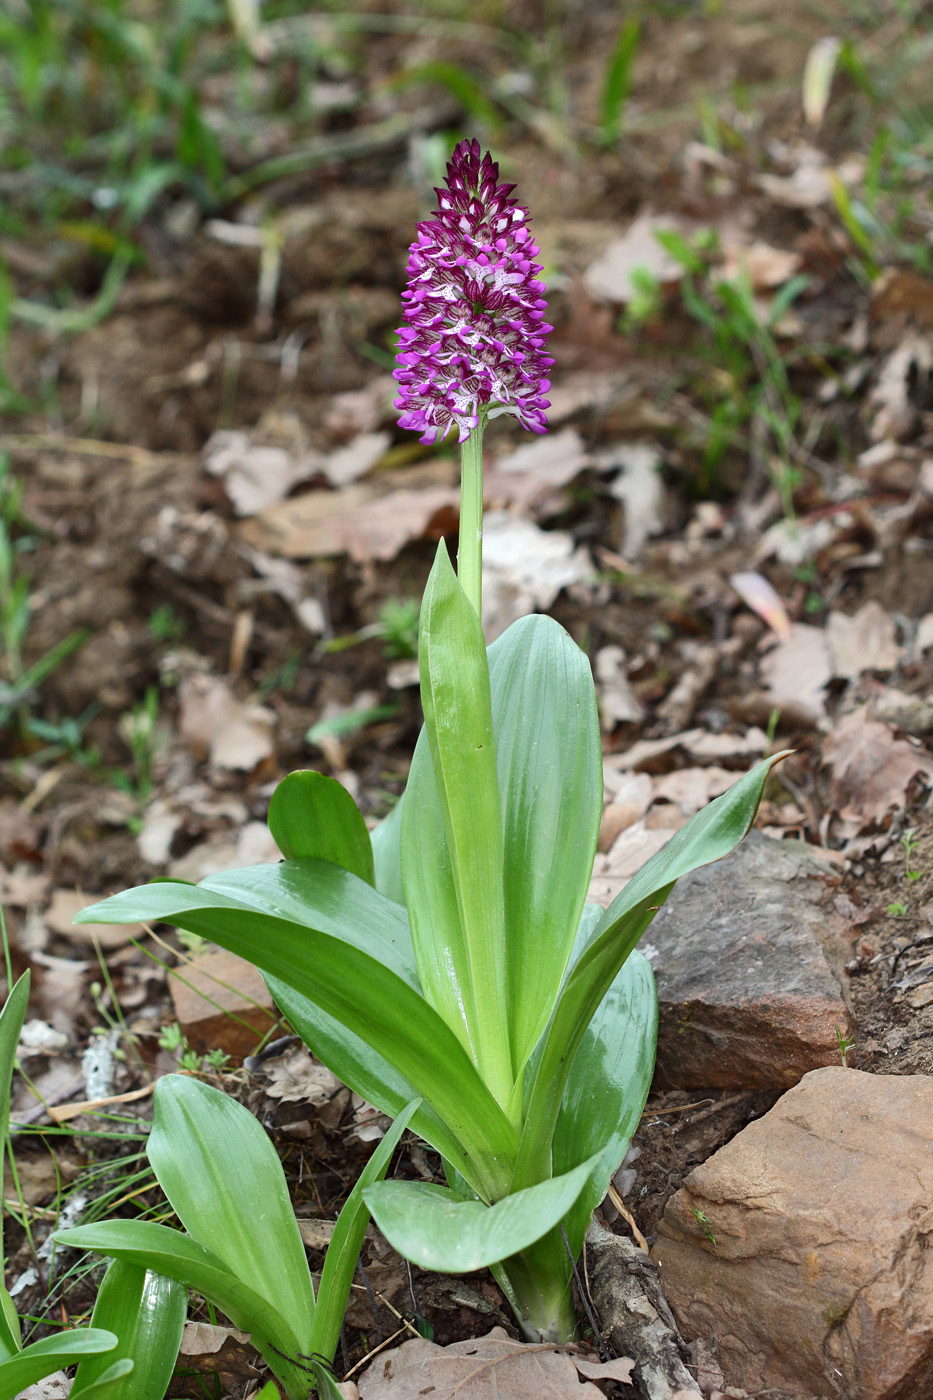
[
  {"x1": 647, "y1": 832, "x2": 852, "y2": 1090},
  {"x1": 652, "y1": 1067, "x2": 933, "y2": 1400},
  {"x1": 169, "y1": 948, "x2": 277, "y2": 1058}
]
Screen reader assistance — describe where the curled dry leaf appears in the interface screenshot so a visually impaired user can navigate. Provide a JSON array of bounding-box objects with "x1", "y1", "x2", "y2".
[
  {"x1": 760, "y1": 623, "x2": 832, "y2": 723},
  {"x1": 179, "y1": 1322, "x2": 251, "y2": 1356},
  {"x1": 239, "y1": 470, "x2": 460, "y2": 563},
  {"x1": 178, "y1": 674, "x2": 276, "y2": 772},
  {"x1": 826, "y1": 600, "x2": 901, "y2": 679},
  {"x1": 822, "y1": 707, "x2": 933, "y2": 832},
  {"x1": 582, "y1": 213, "x2": 692, "y2": 304},
  {"x1": 595, "y1": 646, "x2": 645, "y2": 730},
  {"x1": 259, "y1": 1045, "x2": 344, "y2": 1105},
  {"x1": 204, "y1": 430, "x2": 322, "y2": 515},
  {"x1": 485, "y1": 428, "x2": 589, "y2": 517},
  {"x1": 481, "y1": 513, "x2": 592, "y2": 641},
  {"x1": 720, "y1": 241, "x2": 802, "y2": 291},
  {"x1": 356, "y1": 1326, "x2": 634, "y2": 1400},
  {"x1": 46, "y1": 889, "x2": 142, "y2": 950}
]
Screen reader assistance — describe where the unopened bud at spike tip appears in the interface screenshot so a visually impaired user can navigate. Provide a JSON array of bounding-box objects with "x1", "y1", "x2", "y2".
[{"x1": 393, "y1": 139, "x2": 554, "y2": 446}]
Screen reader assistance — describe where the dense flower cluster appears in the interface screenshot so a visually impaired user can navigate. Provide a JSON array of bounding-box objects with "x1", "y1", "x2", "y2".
[{"x1": 394, "y1": 139, "x2": 554, "y2": 446}]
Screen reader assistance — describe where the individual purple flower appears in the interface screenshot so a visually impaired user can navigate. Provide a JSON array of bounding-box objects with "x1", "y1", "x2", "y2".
[{"x1": 393, "y1": 138, "x2": 554, "y2": 446}]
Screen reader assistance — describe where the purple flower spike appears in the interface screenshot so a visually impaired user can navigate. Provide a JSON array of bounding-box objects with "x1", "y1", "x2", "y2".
[{"x1": 393, "y1": 138, "x2": 554, "y2": 446}]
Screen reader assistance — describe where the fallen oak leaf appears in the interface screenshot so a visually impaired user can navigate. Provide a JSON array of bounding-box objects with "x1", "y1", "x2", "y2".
[
  {"x1": 356, "y1": 1326, "x2": 633, "y2": 1399},
  {"x1": 822, "y1": 706, "x2": 933, "y2": 831}
]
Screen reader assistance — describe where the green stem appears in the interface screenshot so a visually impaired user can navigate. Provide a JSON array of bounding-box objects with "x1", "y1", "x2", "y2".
[
  {"x1": 458, "y1": 419, "x2": 485, "y2": 617},
  {"x1": 494, "y1": 1227, "x2": 577, "y2": 1343}
]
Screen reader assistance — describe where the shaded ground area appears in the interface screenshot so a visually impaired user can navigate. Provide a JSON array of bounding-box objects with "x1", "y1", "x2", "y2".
[{"x1": 2, "y1": 1, "x2": 933, "y2": 1395}]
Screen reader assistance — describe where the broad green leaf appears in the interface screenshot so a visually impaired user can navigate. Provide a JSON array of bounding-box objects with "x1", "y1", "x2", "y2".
[
  {"x1": 401, "y1": 734, "x2": 469, "y2": 1048},
  {"x1": 1, "y1": 971, "x2": 30, "y2": 1282},
  {"x1": 53, "y1": 1221, "x2": 310, "y2": 1400},
  {"x1": 513, "y1": 754, "x2": 787, "y2": 1192},
  {"x1": 71, "y1": 1259, "x2": 185, "y2": 1400},
  {"x1": 70, "y1": 1360, "x2": 136, "y2": 1398},
  {"x1": 0, "y1": 1330, "x2": 117, "y2": 1395},
  {"x1": 310, "y1": 1099, "x2": 420, "y2": 1363},
  {"x1": 364, "y1": 1153, "x2": 600, "y2": 1273},
  {"x1": 404, "y1": 542, "x2": 511, "y2": 1105},
  {"x1": 268, "y1": 771, "x2": 374, "y2": 885},
  {"x1": 487, "y1": 615, "x2": 602, "y2": 1077},
  {"x1": 266, "y1": 977, "x2": 477, "y2": 1188},
  {"x1": 74, "y1": 882, "x2": 518, "y2": 1202},
  {"x1": 370, "y1": 794, "x2": 406, "y2": 905},
  {"x1": 552, "y1": 948, "x2": 657, "y2": 1259},
  {"x1": 147, "y1": 1076, "x2": 315, "y2": 1353}
]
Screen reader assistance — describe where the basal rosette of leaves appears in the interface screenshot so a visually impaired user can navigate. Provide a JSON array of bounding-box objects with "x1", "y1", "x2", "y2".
[{"x1": 75, "y1": 141, "x2": 785, "y2": 1346}]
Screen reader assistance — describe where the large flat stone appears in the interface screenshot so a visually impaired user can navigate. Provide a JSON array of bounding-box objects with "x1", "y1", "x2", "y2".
[
  {"x1": 647, "y1": 832, "x2": 852, "y2": 1090},
  {"x1": 169, "y1": 948, "x2": 277, "y2": 1059},
  {"x1": 652, "y1": 1067, "x2": 933, "y2": 1400}
]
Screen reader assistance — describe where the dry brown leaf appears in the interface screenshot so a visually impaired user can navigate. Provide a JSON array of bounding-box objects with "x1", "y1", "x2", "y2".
[
  {"x1": 239, "y1": 469, "x2": 459, "y2": 562},
  {"x1": 653, "y1": 766, "x2": 735, "y2": 814},
  {"x1": 179, "y1": 1323, "x2": 251, "y2": 1356},
  {"x1": 356, "y1": 1326, "x2": 632, "y2": 1399},
  {"x1": 0, "y1": 863, "x2": 49, "y2": 908},
  {"x1": 603, "y1": 442, "x2": 666, "y2": 558},
  {"x1": 323, "y1": 378, "x2": 394, "y2": 438},
  {"x1": 204, "y1": 430, "x2": 322, "y2": 515},
  {"x1": 178, "y1": 674, "x2": 276, "y2": 772},
  {"x1": 481, "y1": 513, "x2": 591, "y2": 641},
  {"x1": 589, "y1": 821, "x2": 673, "y2": 906},
  {"x1": 323, "y1": 431, "x2": 392, "y2": 488},
  {"x1": 167, "y1": 821, "x2": 279, "y2": 883},
  {"x1": 867, "y1": 334, "x2": 933, "y2": 442},
  {"x1": 46, "y1": 890, "x2": 142, "y2": 950},
  {"x1": 760, "y1": 623, "x2": 832, "y2": 722},
  {"x1": 484, "y1": 428, "x2": 588, "y2": 516},
  {"x1": 582, "y1": 213, "x2": 692, "y2": 303},
  {"x1": 260, "y1": 1045, "x2": 344, "y2": 1104},
  {"x1": 822, "y1": 707, "x2": 933, "y2": 830},
  {"x1": 721, "y1": 241, "x2": 802, "y2": 291},
  {"x1": 826, "y1": 600, "x2": 901, "y2": 678},
  {"x1": 595, "y1": 646, "x2": 645, "y2": 730}
]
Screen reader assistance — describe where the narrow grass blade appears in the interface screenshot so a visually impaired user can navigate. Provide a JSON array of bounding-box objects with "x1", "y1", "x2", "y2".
[
  {"x1": 268, "y1": 771, "x2": 374, "y2": 885},
  {"x1": 488, "y1": 615, "x2": 602, "y2": 1078},
  {"x1": 71, "y1": 1259, "x2": 185, "y2": 1400},
  {"x1": 0, "y1": 971, "x2": 30, "y2": 1286},
  {"x1": 513, "y1": 755, "x2": 788, "y2": 1192},
  {"x1": 404, "y1": 542, "x2": 511, "y2": 1104},
  {"x1": 147, "y1": 1075, "x2": 315, "y2": 1353},
  {"x1": 0, "y1": 1330, "x2": 117, "y2": 1395},
  {"x1": 309, "y1": 1098, "x2": 420, "y2": 1363},
  {"x1": 364, "y1": 1154, "x2": 600, "y2": 1273}
]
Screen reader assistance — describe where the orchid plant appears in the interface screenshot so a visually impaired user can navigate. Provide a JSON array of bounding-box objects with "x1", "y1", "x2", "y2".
[{"x1": 72, "y1": 140, "x2": 784, "y2": 1347}]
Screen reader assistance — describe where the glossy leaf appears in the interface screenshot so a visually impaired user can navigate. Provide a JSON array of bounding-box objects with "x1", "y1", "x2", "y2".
[
  {"x1": 0, "y1": 1329, "x2": 117, "y2": 1395},
  {"x1": 513, "y1": 754, "x2": 787, "y2": 1193},
  {"x1": 370, "y1": 794, "x2": 406, "y2": 905},
  {"x1": 310, "y1": 1098, "x2": 420, "y2": 1363},
  {"x1": 71, "y1": 1259, "x2": 185, "y2": 1400},
  {"x1": 266, "y1": 976, "x2": 476, "y2": 1187},
  {"x1": 268, "y1": 771, "x2": 374, "y2": 885},
  {"x1": 147, "y1": 1075, "x2": 315, "y2": 1353},
  {"x1": 487, "y1": 615, "x2": 602, "y2": 1078},
  {"x1": 70, "y1": 1360, "x2": 136, "y2": 1398},
  {"x1": 74, "y1": 880, "x2": 518, "y2": 1202},
  {"x1": 404, "y1": 542, "x2": 511, "y2": 1104},
  {"x1": 364, "y1": 1153, "x2": 599, "y2": 1273},
  {"x1": 53, "y1": 1221, "x2": 310, "y2": 1400},
  {"x1": 552, "y1": 948, "x2": 657, "y2": 1258}
]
